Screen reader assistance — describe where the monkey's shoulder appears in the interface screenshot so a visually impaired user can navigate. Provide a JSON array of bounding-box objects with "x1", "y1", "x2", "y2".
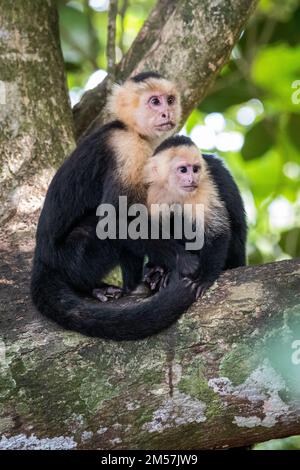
[{"x1": 73, "y1": 120, "x2": 127, "y2": 163}]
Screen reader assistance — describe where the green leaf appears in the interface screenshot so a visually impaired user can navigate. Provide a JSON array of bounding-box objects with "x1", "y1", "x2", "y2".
[
  {"x1": 279, "y1": 228, "x2": 300, "y2": 257},
  {"x1": 243, "y1": 149, "x2": 282, "y2": 202},
  {"x1": 200, "y1": 78, "x2": 253, "y2": 113},
  {"x1": 241, "y1": 118, "x2": 277, "y2": 161},
  {"x1": 252, "y1": 44, "x2": 300, "y2": 112},
  {"x1": 286, "y1": 113, "x2": 300, "y2": 151},
  {"x1": 59, "y1": 4, "x2": 98, "y2": 65}
]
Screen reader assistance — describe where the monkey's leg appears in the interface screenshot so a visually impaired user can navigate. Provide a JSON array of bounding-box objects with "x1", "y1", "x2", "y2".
[
  {"x1": 119, "y1": 249, "x2": 145, "y2": 294},
  {"x1": 225, "y1": 232, "x2": 246, "y2": 269},
  {"x1": 61, "y1": 232, "x2": 122, "y2": 298},
  {"x1": 188, "y1": 233, "x2": 230, "y2": 300}
]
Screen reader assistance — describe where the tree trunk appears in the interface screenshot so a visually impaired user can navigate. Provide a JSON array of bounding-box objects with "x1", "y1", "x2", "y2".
[
  {"x1": 0, "y1": 0, "x2": 74, "y2": 222},
  {"x1": 73, "y1": 0, "x2": 258, "y2": 139},
  {"x1": 1, "y1": 251, "x2": 299, "y2": 450}
]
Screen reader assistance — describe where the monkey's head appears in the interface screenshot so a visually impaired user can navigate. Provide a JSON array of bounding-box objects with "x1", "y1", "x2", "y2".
[
  {"x1": 108, "y1": 72, "x2": 181, "y2": 142},
  {"x1": 144, "y1": 135, "x2": 204, "y2": 202}
]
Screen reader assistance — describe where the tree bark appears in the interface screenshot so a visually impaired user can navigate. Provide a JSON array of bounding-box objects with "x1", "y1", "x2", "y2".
[
  {"x1": 0, "y1": 0, "x2": 74, "y2": 222},
  {"x1": 73, "y1": 0, "x2": 258, "y2": 139},
  {"x1": 0, "y1": 251, "x2": 299, "y2": 450}
]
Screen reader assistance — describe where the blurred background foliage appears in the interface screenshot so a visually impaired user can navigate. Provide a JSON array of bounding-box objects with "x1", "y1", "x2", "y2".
[{"x1": 56, "y1": 0, "x2": 300, "y2": 449}]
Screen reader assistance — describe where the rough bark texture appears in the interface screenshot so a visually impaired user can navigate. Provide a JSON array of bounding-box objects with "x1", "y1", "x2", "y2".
[
  {"x1": 0, "y1": 0, "x2": 75, "y2": 222},
  {"x1": 73, "y1": 0, "x2": 258, "y2": 139},
  {"x1": 1, "y1": 251, "x2": 300, "y2": 450}
]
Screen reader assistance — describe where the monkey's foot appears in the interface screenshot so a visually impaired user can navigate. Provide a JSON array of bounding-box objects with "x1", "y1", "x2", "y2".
[
  {"x1": 143, "y1": 266, "x2": 170, "y2": 292},
  {"x1": 92, "y1": 284, "x2": 124, "y2": 302},
  {"x1": 126, "y1": 283, "x2": 152, "y2": 298},
  {"x1": 185, "y1": 280, "x2": 213, "y2": 300}
]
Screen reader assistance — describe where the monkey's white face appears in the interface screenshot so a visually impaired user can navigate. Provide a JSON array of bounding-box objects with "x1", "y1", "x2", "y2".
[
  {"x1": 134, "y1": 90, "x2": 181, "y2": 141},
  {"x1": 168, "y1": 155, "x2": 202, "y2": 196}
]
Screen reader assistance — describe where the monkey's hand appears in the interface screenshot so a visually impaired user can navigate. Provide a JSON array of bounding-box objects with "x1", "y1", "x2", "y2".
[
  {"x1": 185, "y1": 279, "x2": 213, "y2": 300},
  {"x1": 177, "y1": 253, "x2": 212, "y2": 300},
  {"x1": 92, "y1": 283, "x2": 124, "y2": 302},
  {"x1": 143, "y1": 264, "x2": 170, "y2": 293}
]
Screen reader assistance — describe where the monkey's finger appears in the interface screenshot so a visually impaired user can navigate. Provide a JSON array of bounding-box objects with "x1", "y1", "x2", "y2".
[
  {"x1": 150, "y1": 279, "x2": 160, "y2": 291},
  {"x1": 158, "y1": 274, "x2": 166, "y2": 291},
  {"x1": 162, "y1": 272, "x2": 170, "y2": 289},
  {"x1": 196, "y1": 285, "x2": 204, "y2": 300},
  {"x1": 92, "y1": 289, "x2": 109, "y2": 302},
  {"x1": 105, "y1": 285, "x2": 124, "y2": 298},
  {"x1": 182, "y1": 277, "x2": 194, "y2": 287},
  {"x1": 195, "y1": 282, "x2": 212, "y2": 300}
]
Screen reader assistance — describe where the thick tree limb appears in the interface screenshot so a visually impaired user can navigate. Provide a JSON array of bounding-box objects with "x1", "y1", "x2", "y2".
[
  {"x1": 0, "y1": 251, "x2": 299, "y2": 450},
  {"x1": 73, "y1": 0, "x2": 258, "y2": 139},
  {"x1": 0, "y1": 0, "x2": 75, "y2": 221}
]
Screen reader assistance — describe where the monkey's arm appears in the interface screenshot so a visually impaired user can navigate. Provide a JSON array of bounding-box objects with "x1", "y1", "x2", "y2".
[{"x1": 40, "y1": 126, "x2": 117, "y2": 245}]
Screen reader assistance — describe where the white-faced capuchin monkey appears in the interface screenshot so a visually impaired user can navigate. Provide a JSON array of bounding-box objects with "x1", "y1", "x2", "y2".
[
  {"x1": 31, "y1": 72, "x2": 197, "y2": 341},
  {"x1": 143, "y1": 135, "x2": 247, "y2": 298}
]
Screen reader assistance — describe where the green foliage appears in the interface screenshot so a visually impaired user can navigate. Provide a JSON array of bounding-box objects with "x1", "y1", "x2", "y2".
[
  {"x1": 241, "y1": 118, "x2": 278, "y2": 161},
  {"x1": 198, "y1": 1, "x2": 300, "y2": 266}
]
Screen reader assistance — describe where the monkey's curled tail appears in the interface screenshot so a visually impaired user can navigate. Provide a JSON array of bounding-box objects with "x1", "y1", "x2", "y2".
[{"x1": 31, "y1": 260, "x2": 195, "y2": 341}]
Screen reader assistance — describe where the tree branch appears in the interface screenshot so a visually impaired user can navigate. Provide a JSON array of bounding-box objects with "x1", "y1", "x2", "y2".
[
  {"x1": 1, "y1": 251, "x2": 299, "y2": 450},
  {"x1": 106, "y1": 0, "x2": 118, "y2": 85},
  {"x1": 73, "y1": 0, "x2": 258, "y2": 140},
  {"x1": 119, "y1": 0, "x2": 129, "y2": 55}
]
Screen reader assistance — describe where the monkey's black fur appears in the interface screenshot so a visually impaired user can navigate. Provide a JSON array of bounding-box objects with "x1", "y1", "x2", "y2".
[
  {"x1": 31, "y1": 121, "x2": 196, "y2": 341},
  {"x1": 153, "y1": 135, "x2": 194, "y2": 155},
  {"x1": 130, "y1": 71, "x2": 163, "y2": 83},
  {"x1": 202, "y1": 153, "x2": 247, "y2": 270}
]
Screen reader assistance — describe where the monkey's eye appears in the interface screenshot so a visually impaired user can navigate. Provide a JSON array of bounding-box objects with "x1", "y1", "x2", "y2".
[
  {"x1": 179, "y1": 166, "x2": 187, "y2": 173},
  {"x1": 167, "y1": 95, "x2": 176, "y2": 105},
  {"x1": 193, "y1": 165, "x2": 200, "y2": 173},
  {"x1": 149, "y1": 96, "x2": 161, "y2": 106}
]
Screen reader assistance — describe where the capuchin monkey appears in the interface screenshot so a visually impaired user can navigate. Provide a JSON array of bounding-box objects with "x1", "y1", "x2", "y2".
[
  {"x1": 31, "y1": 72, "x2": 197, "y2": 341},
  {"x1": 143, "y1": 135, "x2": 247, "y2": 298}
]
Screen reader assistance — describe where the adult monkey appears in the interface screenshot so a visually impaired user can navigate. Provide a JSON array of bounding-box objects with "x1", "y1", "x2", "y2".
[{"x1": 31, "y1": 72, "x2": 196, "y2": 341}]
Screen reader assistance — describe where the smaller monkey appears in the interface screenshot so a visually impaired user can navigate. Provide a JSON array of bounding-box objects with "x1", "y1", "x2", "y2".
[{"x1": 143, "y1": 135, "x2": 247, "y2": 297}]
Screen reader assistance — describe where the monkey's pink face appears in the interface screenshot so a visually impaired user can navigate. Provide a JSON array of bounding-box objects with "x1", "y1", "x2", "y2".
[
  {"x1": 135, "y1": 90, "x2": 181, "y2": 139},
  {"x1": 172, "y1": 159, "x2": 201, "y2": 194}
]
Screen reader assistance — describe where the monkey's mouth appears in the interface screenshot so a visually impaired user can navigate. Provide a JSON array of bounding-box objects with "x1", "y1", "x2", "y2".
[
  {"x1": 182, "y1": 185, "x2": 198, "y2": 192},
  {"x1": 156, "y1": 122, "x2": 175, "y2": 131}
]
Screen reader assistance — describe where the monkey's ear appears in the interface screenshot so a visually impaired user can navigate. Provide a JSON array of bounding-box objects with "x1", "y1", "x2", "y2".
[{"x1": 152, "y1": 165, "x2": 159, "y2": 178}]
